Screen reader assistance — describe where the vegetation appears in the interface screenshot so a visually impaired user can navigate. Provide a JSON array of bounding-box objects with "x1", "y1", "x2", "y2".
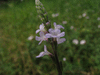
[{"x1": 0, "y1": 0, "x2": 100, "y2": 75}]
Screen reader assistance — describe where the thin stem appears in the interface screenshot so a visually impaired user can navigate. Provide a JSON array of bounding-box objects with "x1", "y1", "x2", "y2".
[{"x1": 51, "y1": 41, "x2": 62, "y2": 75}]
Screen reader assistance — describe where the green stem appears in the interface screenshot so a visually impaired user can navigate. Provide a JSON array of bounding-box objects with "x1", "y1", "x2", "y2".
[{"x1": 51, "y1": 41, "x2": 62, "y2": 75}]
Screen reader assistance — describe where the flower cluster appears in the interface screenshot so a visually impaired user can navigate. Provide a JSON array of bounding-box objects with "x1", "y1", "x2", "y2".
[
  {"x1": 36, "y1": 22, "x2": 66, "y2": 45},
  {"x1": 35, "y1": 22, "x2": 66, "y2": 58}
]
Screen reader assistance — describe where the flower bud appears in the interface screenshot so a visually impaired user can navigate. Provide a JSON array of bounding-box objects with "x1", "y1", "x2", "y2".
[{"x1": 35, "y1": 0, "x2": 41, "y2": 5}]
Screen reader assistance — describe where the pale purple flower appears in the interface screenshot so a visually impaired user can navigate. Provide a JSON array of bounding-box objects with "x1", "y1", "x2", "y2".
[
  {"x1": 70, "y1": 26, "x2": 74, "y2": 29},
  {"x1": 57, "y1": 38, "x2": 66, "y2": 44},
  {"x1": 28, "y1": 35, "x2": 34, "y2": 40},
  {"x1": 36, "y1": 23, "x2": 46, "y2": 34},
  {"x1": 86, "y1": 16, "x2": 89, "y2": 19},
  {"x1": 78, "y1": 15, "x2": 82, "y2": 18},
  {"x1": 80, "y1": 40, "x2": 86, "y2": 45},
  {"x1": 52, "y1": 13, "x2": 59, "y2": 17},
  {"x1": 63, "y1": 57, "x2": 66, "y2": 61},
  {"x1": 82, "y1": 13, "x2": 86, "y2": 17},
  {"x1": 54, "y1": 22, "x2": 64, "y2": 29},
  {"x1": 62, "y1": 21, "x2": 67, "y2": 24},
  {"x1": 98, "y1": 25, "x2": 100, "y2": 28},
  {"x1": 72, "y1": 39, "x2": 78, "y2": 45},
  {"x1": 36, "y1": 45, "x2": 50, "y2": 58},
  {"x1": 45, "y1": 29, "x2": 65, "y2": 38},
  {"x1": 46, "y1": 21, "x2": 50, "y2": 25},
  {"x1": 36, "y1": 32, "x2": 47, "y2": 45},
  {"x1": 97, "y1": 17, "x2": 100, "y2": 20}
]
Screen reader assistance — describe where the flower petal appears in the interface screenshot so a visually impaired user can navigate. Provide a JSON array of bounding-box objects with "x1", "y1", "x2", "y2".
[
  {"x1": 36, "y1": 52, "x2": 45, "y2": 58},
  {"x1": 36, "y1": 45, "x2": 50, "y2": 58},
  {"x1": 39, "y1": 31, "x2": 44, "y2": 37},
  {"x1": 57, "y1": 38, "x2": 66, "y2": 44},
  {"x1": 51, "y1": 35, "x2": 59, "y2": 38},
  {"x1": 45, "y1": 33, "x2": 52, "y2": 38},
  {"x1": 54, "y1": 22, "x2": 56, "y2": 27},
  {"x1": 44, "y1": 45, "x2": 47, "y2": 52},
  {"x1": 36, "y1": 36, "x2": 41, "y2": 41},
  {"x1": 57, "y1": 32, "x2": 65, "y2": 37},
  {"x1": 39, "y1": 23, "x2": 44, "y2": 30},
  {"x1": 54, "y1": 29, "x2": 61, "y2": 34},
  {"x1": 54, "y1": 22, "x2": 64, "y2": 29},
  {"x1": 49, "y1": 28, "x2": 54, "y2": 33},
  {"x1": 57, "y1": 25, "x2": 64, "y2": 29},
  {"x1": 38, "y1": 40, "x2": 43, "y2": 45},
  {"x1": 36, "y1": 29, "x2": 40, "y2": 34}
]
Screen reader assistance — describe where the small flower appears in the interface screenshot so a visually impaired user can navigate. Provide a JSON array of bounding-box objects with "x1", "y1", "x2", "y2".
[
  {"x1": 62, "y1": 21, "x2": 67, "y2": 24},
  {"x1": 36, "y1": 32, "x2": 47, "y2": 45},
  {"x1": 54, "y1": 22, "x2": 64, "y2": 29},
  {"x1": 98, "y1": 25, "x2": 100, "y2": 28},
  {"x1": 63, "y1": 57, "x2": 66, "y2": 61},
  {"x1": 72, "y1": 39, "x2": 78, "y2": 45},
  {"x1": 52, "y1": 13, "x2": 59, "y2": 17},
  {"x1": 28, "y1": 36, "x2": 34, "y2": 40},
  {"x1": 80, "y1": 40, "x2": 86, "y2": 45},
  {"x1": 45, "y1": 29, "x2": 65, "y2": 38},
  {"x1": 97, "y1": 17, "x2": 100, "y2": 20},
  {"x1": 36, "y1": 45, "x2": 50, "y2": 58},
  {"x1": 70, "y1": 26, "x2": 74, "y2": 29},
  {"x1": 46, "y1": 21, "x2": 50, "y2": 25},
  {"x1": 82, "y1": 13, "x2": 86, "y2": 17},
  {"x1": 36, "y1": 23, "x2": 46, "y2": 34},
  {"x1": 57, "y1": 38, "x2": 66, "y2": 44},
  {"x1": 86, "y1": 16, "x2": 89, "y2": 19},
  {"x1": 78, "y1": 15, "x2": 82, "y2": 18}
]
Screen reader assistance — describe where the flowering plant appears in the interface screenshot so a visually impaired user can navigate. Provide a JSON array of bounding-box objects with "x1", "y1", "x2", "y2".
[{"x1": 35, "y1": 0, "x2": 66, "y2": 75}]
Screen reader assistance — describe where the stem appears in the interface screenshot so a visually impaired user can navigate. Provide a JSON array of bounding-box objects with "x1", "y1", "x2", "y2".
[{"x1": 51, "y1": 41, "x2": 62, "y2": 75}]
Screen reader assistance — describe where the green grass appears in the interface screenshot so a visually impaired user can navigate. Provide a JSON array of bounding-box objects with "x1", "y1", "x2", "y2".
[{"x1": 0, "y1": 0, "x2": 100, "y2": 75}]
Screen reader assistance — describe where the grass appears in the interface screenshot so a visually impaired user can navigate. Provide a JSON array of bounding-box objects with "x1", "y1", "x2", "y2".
[{"x1": 0, "y1": 0, "x2": 100, "y2": 75}]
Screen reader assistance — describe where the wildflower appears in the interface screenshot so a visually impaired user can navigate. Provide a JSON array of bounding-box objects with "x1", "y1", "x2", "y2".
[
  {"x1": 63, "y1": 57, "x2": 66, "y2": 61},
  {"x1": 86, "y1": 16, "x2": 89, "y2": 19},
  {"x1": 52, "y1": 13, "x2": 59, "y2": 17},
  {"x1": 46, "y1": 21, "x2": 50, "y2": 25},
  {"x1": 36, "y1": 32, "x2": 47, "y2": 45},
  {"x1": 82, "y1": 13, "x2": 86, "y2": 17},
  {"x1": 54, "y1": 22, "x2": 64, "y2": 29},
  {"x1": 80, "y1": 40, "x2": 86, "y2": 45},
  {"x1": 28, "y1": 36, "x2": 34, "y2": 40},
  {"x1": 97, "y1": 17, "x2": 100, "y2": 20},
  {"x1": 57, "y1": 38, "x2": 66, "y2": 44},
  {"x1": 70, "y1": 26, "x2": 74, "y2": 29},
  {"x1": 36, "y1": 23, "x2": 46, "y2": 34},
  {"x1": 98, "y1": 25, "x2": 100, "y2": 28},
  {"x1": 72, "y1": 39, "x2": 78, "y2": 45},
  {"x1": 78, "y1": 15, "x2": 82, "y2": 18},
  {"x1": 36, "y1": 45, "x2": 50, "y2": 58},
  {"x1": 62, "y1": 21, "x2": 67, "y2": 24},
  {"x1": 45, "y1": 29, "x2": 65, "y2": 38}
]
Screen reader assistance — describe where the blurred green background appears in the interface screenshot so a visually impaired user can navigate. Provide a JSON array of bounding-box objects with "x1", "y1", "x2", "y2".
[{"x1": 0, "y1": 0, "x2": 100, "y2": 75}]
